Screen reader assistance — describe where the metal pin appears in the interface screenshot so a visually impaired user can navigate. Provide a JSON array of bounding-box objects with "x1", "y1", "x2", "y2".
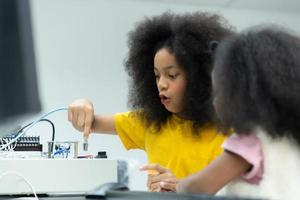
[{"x1": 83, "y1": 139, "x2": 88, "y2": 151}]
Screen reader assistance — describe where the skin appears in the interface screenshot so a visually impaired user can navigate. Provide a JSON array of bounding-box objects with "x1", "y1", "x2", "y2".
[
  {"x1": 140, "y1": 164, "x2": 178, "y2": 192},
  {"x1": 68, "y1": 48, "x2": 187, "y2": 192},
  {"x1": 177, "y1": 150, "x2": 251, "y2": 194},
  {"x1": 68, "y1": 99, "x2": 116, "y2": 139},
  {"x1": 153, "y1": 48, "x2": 187, "y2": 115}
]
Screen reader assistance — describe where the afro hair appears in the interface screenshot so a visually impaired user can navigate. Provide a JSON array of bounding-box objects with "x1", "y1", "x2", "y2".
[
  {"x1": 125, "y1": 11, "x2": 234, "y2": 133},
  {"x1": 213, "y1": 26, "x2": 300, "y2": 144}
]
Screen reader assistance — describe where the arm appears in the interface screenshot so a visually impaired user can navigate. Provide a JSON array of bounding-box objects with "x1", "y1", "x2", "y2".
[
  {"x1": 177, "y1": 150, "x2": 251, "y2": 195},
  {"x1": 92, "y1": 115, "x2": 116, "y2": 134},
  {"x1": 68, "y1": 99, "x2": 117, "y2": 139}
]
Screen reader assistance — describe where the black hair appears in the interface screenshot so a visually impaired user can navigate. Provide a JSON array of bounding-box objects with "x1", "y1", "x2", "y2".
[
  {"x1": 124, "y1": 11, "x2": 234, "y2": 133},
  {"x1": 213, "y1": 26, "x2": 300, "y2": 144}
]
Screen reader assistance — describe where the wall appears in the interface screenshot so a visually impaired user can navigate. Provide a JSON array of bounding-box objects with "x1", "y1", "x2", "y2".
[{"x1": 29, "y1": 0, "x2": 300, "y2": 190}]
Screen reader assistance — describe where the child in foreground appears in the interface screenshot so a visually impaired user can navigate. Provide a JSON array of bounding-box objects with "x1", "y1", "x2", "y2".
[{"x1": 177, "y1": 26, "x2": 300, "y2": 200}]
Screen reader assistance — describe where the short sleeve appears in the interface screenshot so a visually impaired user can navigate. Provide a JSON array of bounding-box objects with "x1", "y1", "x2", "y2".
[
  {"x1": 113, "y1": 111, "x2": 146, "y2": 150},
  {"x1": 222, "y1": 134, "x2": 264, "y2": 184}
]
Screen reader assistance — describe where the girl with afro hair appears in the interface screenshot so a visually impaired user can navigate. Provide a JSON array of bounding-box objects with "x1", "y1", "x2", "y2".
[
  {"x1": 68, "y1": 11, "x2": 234, "y2": 192},
  {"x1": 178, "y1": 26, "x2": 300, "y2": 199}
]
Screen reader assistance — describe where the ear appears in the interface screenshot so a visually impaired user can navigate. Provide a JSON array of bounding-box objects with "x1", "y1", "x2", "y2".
[{"x1": 209, "y1": 41, "x2": 219, "y2": 53}]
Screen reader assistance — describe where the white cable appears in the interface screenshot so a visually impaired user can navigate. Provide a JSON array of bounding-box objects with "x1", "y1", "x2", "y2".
[
  {"x1": 0, "y1": 171, "x2": 39, "y2": 199},
  {"x1": 0, "y1": 139, "x2": 5, "y2": 150},
  {"x1": 3, "y1": 138, "x2": 14, "y2": 151},
  {"x1": 3, "y1": 139, "x2": 10, "y2": 151},
  {"x1": 0, "y1": 107, "x2": 67, "y2": 151}
]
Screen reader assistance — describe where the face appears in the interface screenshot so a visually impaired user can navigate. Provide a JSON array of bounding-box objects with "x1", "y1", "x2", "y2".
[{"x1": 154, "y1": 48, "x2": 187, "y2": 114}]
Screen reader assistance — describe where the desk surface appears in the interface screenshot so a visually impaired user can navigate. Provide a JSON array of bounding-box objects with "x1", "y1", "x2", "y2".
[
  {"x1": 105, "y1": 191, "x2": 263, "y2": 200},
  {"x1": 0, "y1": 191, "x2": 264, "y2": 200}
]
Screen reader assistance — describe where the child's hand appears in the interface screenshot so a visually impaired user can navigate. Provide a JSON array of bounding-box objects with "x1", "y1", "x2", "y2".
[
  {"x1": 68, "y1": 99, "x2": 95, "y2": 139},
  {"x1": 140, "y1": 163, "x2": 178, "y2": 192}
]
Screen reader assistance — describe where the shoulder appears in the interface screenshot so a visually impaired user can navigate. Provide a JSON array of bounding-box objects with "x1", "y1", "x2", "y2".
[{"x1": 114, "y1": 110, "x2": 141, "y2": 121}]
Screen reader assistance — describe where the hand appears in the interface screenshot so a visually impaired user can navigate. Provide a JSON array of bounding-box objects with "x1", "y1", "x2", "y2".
[
  {"x1": 68, "y1": 99, "x2": 95, "y2": 139},
  {"x1": 140, "y1": 164, "x2": 178, "y2": 192}
]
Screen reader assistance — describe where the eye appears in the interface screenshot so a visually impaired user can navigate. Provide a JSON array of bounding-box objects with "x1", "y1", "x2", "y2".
[{"x1": 169, "y1": 74, "x2": 178, "y2": 79}]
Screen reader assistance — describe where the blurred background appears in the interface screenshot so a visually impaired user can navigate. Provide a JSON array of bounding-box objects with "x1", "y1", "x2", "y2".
[{"x1": 23, "y1": 0, "x2": 300, "y2": 190}]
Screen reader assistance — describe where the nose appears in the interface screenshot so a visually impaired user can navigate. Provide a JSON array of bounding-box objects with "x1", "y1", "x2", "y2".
[{"x1": 157, "y1": 77, "x2": 168, "y2": 91}]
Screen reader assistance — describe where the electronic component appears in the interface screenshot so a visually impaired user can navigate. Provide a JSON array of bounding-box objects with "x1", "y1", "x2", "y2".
[
  {"x1": 47, "y1": 141, "x2": 78, "y2": 158},
  {"x1": 95, "y1": 151, "x2": 107, "y2": 158},
  {"x1": 83, "y1": 138, "x2": 88, "y2": 151},
  {"x1": 0, "y1": 136, "x2": 42, "y2": 151}
]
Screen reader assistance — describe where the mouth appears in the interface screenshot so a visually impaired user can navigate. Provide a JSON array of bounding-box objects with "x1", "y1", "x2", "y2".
[{"x1": 159, "y1": 94, "x2": 171, "y2": 105}]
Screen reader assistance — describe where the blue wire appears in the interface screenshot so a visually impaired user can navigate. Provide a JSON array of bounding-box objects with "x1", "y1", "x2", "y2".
[
  {"x1": 52, "y1": 146, "x2": 70, "y2": 158},
  {"x1": 0, "y1": 107, "x2": 68, "y2": 151},
  {"x1": 53, "y1": 147, "x2": 70, "y2": 158},
  {"x1": 53, "y1": 149, "x2": 64, "y2": 156}
]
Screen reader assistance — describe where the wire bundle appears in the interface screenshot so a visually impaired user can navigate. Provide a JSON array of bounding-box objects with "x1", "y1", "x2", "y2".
[{"x1": 0, "y1": 107, "x2": 67, "y2": 151}]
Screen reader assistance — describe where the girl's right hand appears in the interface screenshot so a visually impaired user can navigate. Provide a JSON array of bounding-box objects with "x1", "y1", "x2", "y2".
[{"x1": 68, "y1": 99, "x2": 95, "y2": 139}]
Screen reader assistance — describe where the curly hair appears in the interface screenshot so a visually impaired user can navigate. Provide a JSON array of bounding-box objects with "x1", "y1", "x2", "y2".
[
  {"x1": 213, "y1": 26, "x2": 300, "y2": 144},
  {"x1": 124, "y1": 11, "x2": 234, "y2": 133}
]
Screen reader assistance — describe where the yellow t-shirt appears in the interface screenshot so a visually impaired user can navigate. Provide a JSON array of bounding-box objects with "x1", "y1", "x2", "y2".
[{"x1": 114, "y1": 111, "x2": 227, "y2": 179}]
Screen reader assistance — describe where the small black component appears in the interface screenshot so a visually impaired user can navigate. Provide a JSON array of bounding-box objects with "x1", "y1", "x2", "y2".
[{"x1": 95, "y1": 151, "x2": 107, "y2": 159}]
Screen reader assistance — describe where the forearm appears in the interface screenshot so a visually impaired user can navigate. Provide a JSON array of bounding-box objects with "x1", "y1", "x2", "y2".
[
  {"x1": 91, "y1": 114, "x2": 117, "y2": 135},
  {"x1": 177, "y1": 151, "x2": 251, "y2": 195},
  {"x1": 177, "y1": 171, "x2": 220, "y2": 195}
]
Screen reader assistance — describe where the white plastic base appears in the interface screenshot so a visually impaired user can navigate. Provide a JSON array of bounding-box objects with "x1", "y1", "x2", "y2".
[{"x1": 0, "y1": 159, "x2": 120, "y2": 195}]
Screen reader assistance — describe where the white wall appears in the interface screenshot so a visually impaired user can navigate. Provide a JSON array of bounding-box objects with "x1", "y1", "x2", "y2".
[{"x1": 29, "y1": 0, "x2": 300, "y2": 190}]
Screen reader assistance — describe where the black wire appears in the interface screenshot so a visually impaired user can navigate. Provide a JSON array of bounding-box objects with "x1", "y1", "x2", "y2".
[
  {"x1": 39, "y1": 119, "x2": 55, "y2": 143},
  {"x1": 17, "y1": 118, "x2": 56, "y2": 152}
]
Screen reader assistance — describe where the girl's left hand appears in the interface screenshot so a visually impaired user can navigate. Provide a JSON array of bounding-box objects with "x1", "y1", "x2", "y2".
[{"x1": 140, "y1": 163, "x2": 178, "y2": 192}]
